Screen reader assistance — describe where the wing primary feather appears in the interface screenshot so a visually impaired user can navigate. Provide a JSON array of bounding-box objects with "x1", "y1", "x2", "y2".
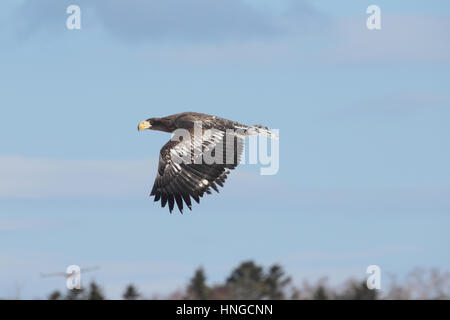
[
  {"x1": 168, "y1": 194, "x2": 174, "y2": 213},
  {"x1": 161, "y1": 194, "x2": 168, "y2": 208},
  {"x1": 182, "y1": 193, "x2": 192, "y2": 210},
  {"x1": 175, "y1": 178, "x2": 193, "y2": 210},
  {"x1": 210, "y1": 182, "x2": 219, "y2": 193},
  {"x1": 174, "y1": 194, "x2": 183, "y2": 213},
  {"x1": 192, "y1": 194, "x2": 200, "y2": 203}
]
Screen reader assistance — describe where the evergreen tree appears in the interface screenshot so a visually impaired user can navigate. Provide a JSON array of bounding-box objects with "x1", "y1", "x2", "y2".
[
  {"x1": 86, "y1": 281, "x2": 105, "y2": 300},
  {"x1": 187, "y1": 267, "x2": 210, "y2": 299},
  {"x1": 265, "y1": 264, "x2": 291, "y2": 299},
  {"x1": 339, "y1": 281, "x2": 378, "y2": 300},
  {"x1": 226, "y1": 261, "x2": 267, "y2": 299},
  {"x1": 312, "y1": 285, "x2": 330, "y2": 300},
  {"x1": 65, "y1": 288, "x2": 85, "y2": 300},
  {"x1": 123, "y1": 284, "x2": 140, "y2": 300},
  {"x1": 48, "y1": 290, "x2": 62, "y2": 300}
]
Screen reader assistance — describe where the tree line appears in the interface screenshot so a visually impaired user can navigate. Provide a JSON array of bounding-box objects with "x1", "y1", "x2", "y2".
[{"x1": 46, "y1": 260, "x2": 450, "y2": 300}]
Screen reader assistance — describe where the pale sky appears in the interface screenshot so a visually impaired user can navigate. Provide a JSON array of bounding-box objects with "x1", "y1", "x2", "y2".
[{"x1": 0, "y1": 0, "x2": 449, "y2": 299}]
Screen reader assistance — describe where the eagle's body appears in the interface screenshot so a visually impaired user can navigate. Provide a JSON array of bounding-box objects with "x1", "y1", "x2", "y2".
[{"x1": 138, "y1": 112, "x2": 274, "y2": 213}]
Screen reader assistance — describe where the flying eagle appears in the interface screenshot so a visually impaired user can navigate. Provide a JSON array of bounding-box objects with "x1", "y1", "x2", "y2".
[{"x1": 138, "y1": 112, "x2": 276, "y2": 213}]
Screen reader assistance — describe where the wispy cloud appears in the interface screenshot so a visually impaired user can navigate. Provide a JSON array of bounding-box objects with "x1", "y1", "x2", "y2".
[
  {"x1": 12, "y1": 0, "x2": 320, "y2": 43},
  {"x1": 321, "y1": 15, "x2": 450, "y2": 64},
  {"x1": 0, "y1": 155, "x2": 283, "y2": 200},
  {"x1": 280, "y1": 246, "x2": 424, "y2": 265},
  {"x1": 91, "y1": 0, "x2": 281, "y2": 43},
  {"x1": 335, "y1": 90, "x2": 450, "y2": 116},
  {"x1": 293, "y1": 186, "x2": 450, "y2": 214},
  {"x1": 11, "y1": 1, "x2": 449, "y2": 65},
  {"x1": 1, "y1": 155, "x2": 449, "y2": 213},
  {"x1": 0, "y1": 217, "x2": 66, "y2": 231},
  {"x1": 0, "y1": 155, "x2": 155, "y2": 198}
]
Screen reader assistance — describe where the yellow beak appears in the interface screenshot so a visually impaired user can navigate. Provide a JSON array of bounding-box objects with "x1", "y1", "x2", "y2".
[{"x1": 138, "y1": 120, "x2": 151, "y2": 131}]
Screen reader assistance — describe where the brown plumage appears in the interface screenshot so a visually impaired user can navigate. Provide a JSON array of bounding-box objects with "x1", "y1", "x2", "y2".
[{"x1": 138, "y1": 112, "x2": 273, "y2": 213}]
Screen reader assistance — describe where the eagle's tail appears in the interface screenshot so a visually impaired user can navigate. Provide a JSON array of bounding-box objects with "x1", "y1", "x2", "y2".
[{"x1": 234, "y1": 124, "x2": 279, "y2": 140}]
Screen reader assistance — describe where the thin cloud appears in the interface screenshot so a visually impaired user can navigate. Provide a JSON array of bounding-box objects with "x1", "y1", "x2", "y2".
[
  {"x1": 92, "y1": 0, "x2": 281, "y2": 43},
  {"x1": 0, "y1": 155, "x2": 155, "y2": 198},
  {"x1": 1, "y1": 156, "x2": 449, "y2": 213},
  {"x1": 340, "y1": 90, "x2": 450, "y2": 116},
  {"x1": 321, "y1": 15, "x2": 450, "y2": 64},
  {"x1": 0, "y1": 218, "x2": 66, "y2": 231},
  {"x1": 0, "y1": 155, "x2": 282, "y2": 200},
  {"x1": 8, "y1": 2, "x2": 450, "y2": 65},
  {"x1": 12, "y1": 0, "x2": 318, "y2": 43}
]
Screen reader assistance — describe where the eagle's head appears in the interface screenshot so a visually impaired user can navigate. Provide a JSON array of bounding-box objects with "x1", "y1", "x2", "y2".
[{"x1": 138, "y1": 118, "x2": 173, "y2": 133}]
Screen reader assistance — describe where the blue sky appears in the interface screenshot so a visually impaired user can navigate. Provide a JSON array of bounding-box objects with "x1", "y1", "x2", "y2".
[{"x1": 1, "y1": 0, "x2": 449, "y2": 299}]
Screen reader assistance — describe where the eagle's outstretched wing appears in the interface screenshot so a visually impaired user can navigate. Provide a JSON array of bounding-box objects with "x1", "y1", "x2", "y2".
[{"x1": 150, "y1": 128, "x2": 244, "y2": 213}]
